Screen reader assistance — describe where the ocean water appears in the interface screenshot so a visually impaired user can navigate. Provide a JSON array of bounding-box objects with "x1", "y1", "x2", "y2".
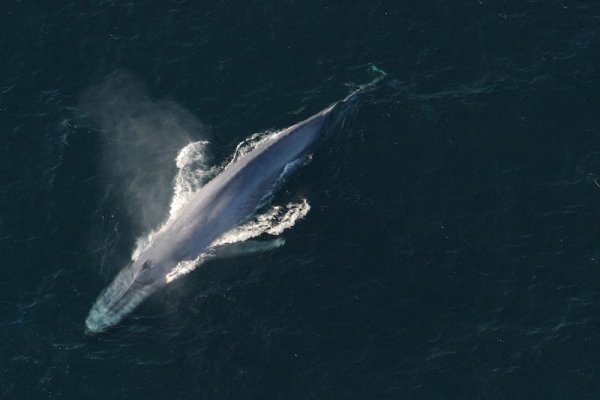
[{"x1": 2, "y1": 1, "x2": 600, "y2": 399}]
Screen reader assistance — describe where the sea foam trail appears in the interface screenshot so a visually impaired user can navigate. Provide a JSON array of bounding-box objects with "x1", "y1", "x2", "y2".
[{"x1": 132, "y1": 131, "x2": 311, "y2": 282}]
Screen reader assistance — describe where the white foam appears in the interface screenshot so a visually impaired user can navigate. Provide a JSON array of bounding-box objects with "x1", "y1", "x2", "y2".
[
  {"x1": 132, "y1": 132, "x2": 311, "y2": 281},
  {"x1": 212, "y1": 198, "x2": 311, "y2": 246},
  {"x1": 165, "y1": 257, "x2": 207, "y2": 283},
  {"x1": 132, "y1": 140, "x2": 213, "y2": 261},
  {"x1": 165, "y1": 199, "x2": 310, "y2": 283},
  {"x1": 230, "y1": 130, "x2": 278, "y2": 164},
  {"x1": 170, "y1": 140, "x2": 217, "y2": 217}
]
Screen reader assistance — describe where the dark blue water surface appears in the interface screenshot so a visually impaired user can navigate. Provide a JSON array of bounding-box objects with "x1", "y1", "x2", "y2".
[{"x1": 2, "y1": 1, "x2": 600, "y2": 399}]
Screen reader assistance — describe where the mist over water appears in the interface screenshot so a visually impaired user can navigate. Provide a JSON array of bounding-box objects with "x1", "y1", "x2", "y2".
[{"x1": 80, "y1": 71, "x2": 207, "y2": 233}]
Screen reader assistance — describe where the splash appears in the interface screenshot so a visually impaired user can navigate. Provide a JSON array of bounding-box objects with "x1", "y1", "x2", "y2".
[
  {"x1": 230, "y1": 130, "x2": 279, "y2": 164},
  {"x1": 131, "y1": 140, "x2": 211, "y2": 261},
  {"x1": 212, "y1": 198, "x2": 311, "y2": 246},
  {"x1": 165, "y1": 199, "x2": 309, "y2": 283},
  {"x1": 170, "y1": 140, "x2": 218, "y2": 218},
  {"x1": 165, "y1": 257, "x2": 207, "y2": 284},
  {"x1": 134, "y1": 131, "x2": 311, "y2": 279}
]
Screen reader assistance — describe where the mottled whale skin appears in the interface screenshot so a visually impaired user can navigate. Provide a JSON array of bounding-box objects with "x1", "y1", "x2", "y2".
[{"x1": 85, "y1": 96, "x2": 353, "y2": 333}]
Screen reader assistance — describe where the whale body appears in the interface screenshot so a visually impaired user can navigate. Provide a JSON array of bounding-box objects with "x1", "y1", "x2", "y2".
[{"x1": 85, "y1": 95, "x2": 354, "y2": 333}]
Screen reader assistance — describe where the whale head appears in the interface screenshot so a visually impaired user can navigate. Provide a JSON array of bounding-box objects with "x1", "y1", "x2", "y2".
[{"x1": 85, "y1": 258, "x2": 169, "y2": 333}]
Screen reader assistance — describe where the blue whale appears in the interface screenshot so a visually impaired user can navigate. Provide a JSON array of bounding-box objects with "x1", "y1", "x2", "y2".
[{"x1": 85, "y1": 94, "x2": 357, "y2": 333}]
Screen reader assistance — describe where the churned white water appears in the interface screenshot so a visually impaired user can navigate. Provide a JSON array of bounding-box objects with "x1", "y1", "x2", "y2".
[{"x1": 132, "y1": 132, "x2": 311, "y2": 281}]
